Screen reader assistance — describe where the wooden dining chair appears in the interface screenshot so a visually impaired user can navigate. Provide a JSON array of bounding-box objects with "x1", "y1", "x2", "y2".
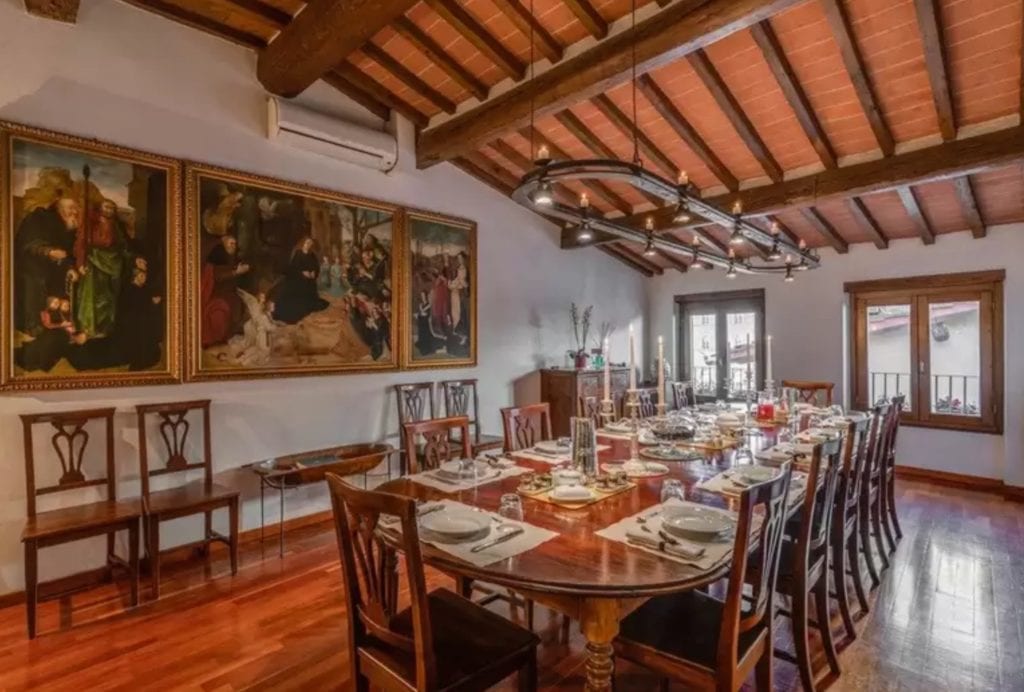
[
  {"x1": 402, "y1": 416, "x2": 472, "y2": 474},
  {"x1": 829, "y1": 416, "x2": 873, "y2": 642},
  {"x1": 773, "y1": 438, "x2": 843, "y2": 691},
  {"x1": 578, "y1": 395, "x2": 603, "y2": 428},
  {"x1": 135, "y1": 400, "x2": 239, "y2": 599},
  {"x1": 879, "y1": 395, "x2": 905, "y2": 552},
  {"x1": 782, "y1": 380, "x2": 835, "y2": 407},
  {"x1": 439, "y1": 378, "x2": 504, "y2": 455},
  {"x1": 394, "y1": 382, "x2": 436, "y2": 474},
  {"x1": 21, "y1": 408, "x2": 141, "y2": 638},
  {"x1": 325, "y1": 474, "x2": 540, "y2": 691},
  {"x1": 671, "y1": 381, "x2": 696, "y2": 410},
  {"x1": 613, "y1": 464, "x2": 794, "y2": 692},
  {"x1": 859, "y1": 403, "x2": 892, "y2": 589},
  {"x1": 500, "y1": 403, "x2": 553, "y2": 453},
  {"x1": 635, "y1": 387, "x2": 658, "y2": 418}
]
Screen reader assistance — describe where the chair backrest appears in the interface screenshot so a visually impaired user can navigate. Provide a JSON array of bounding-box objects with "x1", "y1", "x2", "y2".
[
  {"x1": 793, "y1": 438, "x2": 843, "y2": 578},
  {"x1": 402, "y1": 416, "x2": 472, "y2": 473},
  {"x1": 635, "y1": 388, "x2": 658, "y2": 418},
  {"x1": 881, "y1": 394, "x2": 905, "y2": 474},
  {"x1": 718, "y1": 463, "x2": 793, "y2": 670},
  {"x1": 781, "y1": 380, "x2": 834, "y2": 407},
  {"x1": 21, "y1": 408, "x2": 118, "y2": 519},
  {"x1": 326, "y1": 474, "x2": 437, "y2": 690},
  {"x1": 439, "y1": 379, "x2": 482, "y2": 443},
  {"x1": 836, "y1": 416, "x2": 871, "y2": 521},
  {"x1": 135, "y1": 399, "x2": 213, "y2": 496},
  {"x1": 578, "y1": 395, "x2": 603, "y2": 428},
  {"x1": 671, "y1": 381, "x2": 696, "y2": 410},
  {"x1": 395, "y1": 382, "x2": 435, "y2": 447},
  {"x1": 500, "y1": 403, "x2": 552, "y2": 452},
  {"x1": 861, "y1": 402, "x2": 891, "y2": 492}
]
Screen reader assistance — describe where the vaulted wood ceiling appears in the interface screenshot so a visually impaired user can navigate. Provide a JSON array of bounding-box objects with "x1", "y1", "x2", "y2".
[{"x1": 79, "y1": 0, "x2": 1024, "y2": 274}]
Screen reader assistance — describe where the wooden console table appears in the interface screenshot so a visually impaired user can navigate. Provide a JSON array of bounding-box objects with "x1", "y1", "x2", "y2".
[{"x1": 540, "y1": 367, "x2": 631, "y2": 437}]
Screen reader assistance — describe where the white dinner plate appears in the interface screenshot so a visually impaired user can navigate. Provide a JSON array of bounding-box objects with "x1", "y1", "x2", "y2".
[
  {"x1": 535, "y1": 439, "x2": 570, "y2": 454},
  {"x1": 419, "y1": 509, "x2": 491, "y2": 541},
  {"x1": 662, "y1": 505, "x2": 735, "y2": 539},
  {"x1": 435, "y1": 459, "x2": 489, "y2": 480},
  {"x1": 734, "y1": 465, "x2": 778, "y2": 484}
]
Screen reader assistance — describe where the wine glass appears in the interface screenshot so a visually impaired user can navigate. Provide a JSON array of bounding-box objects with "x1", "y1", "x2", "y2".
[
  {"x1": 498, "y1": 493, "x2": 524, "y2": 522},
  {"x1": 734, "y1": 445, "x2": 754, "y2": 467},
  {"x1": 661, "y1": 479, "x2": 686, "y2": 504}
]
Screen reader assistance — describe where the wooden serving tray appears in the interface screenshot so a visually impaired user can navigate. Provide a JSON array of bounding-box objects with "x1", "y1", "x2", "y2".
[{"x1": 517, "y1": 481, "x2": 636, "y2": 508}]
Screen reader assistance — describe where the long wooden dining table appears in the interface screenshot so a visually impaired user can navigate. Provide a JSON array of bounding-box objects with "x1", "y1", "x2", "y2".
[{"x1": 377, "y1": 427, "x2": 786, "y2": 692}]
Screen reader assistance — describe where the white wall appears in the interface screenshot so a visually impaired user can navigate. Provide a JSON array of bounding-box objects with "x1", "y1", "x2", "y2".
[
  {"x1": 0, "y1": 0, "x2": 647, "y2": 594},
  {"x1": 647, "y1": 225, "x2": 1024, "y2": 486}
]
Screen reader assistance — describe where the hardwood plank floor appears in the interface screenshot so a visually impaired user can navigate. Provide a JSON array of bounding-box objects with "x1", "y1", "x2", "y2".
[{"x1": 0, "y1": 479, "x2": 1020, "y2": 691}]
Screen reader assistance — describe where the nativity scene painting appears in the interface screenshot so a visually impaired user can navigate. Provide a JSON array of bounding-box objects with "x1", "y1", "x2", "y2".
[
  {"x1": 404, "y1": 211, "x2": 476, "y2": 369},
  {"x1": 186, "y1": 166, "x2": 397, "y2": 380},
  {"x1": 1, "y1": 124, "x2": 180, "y2": 389}
]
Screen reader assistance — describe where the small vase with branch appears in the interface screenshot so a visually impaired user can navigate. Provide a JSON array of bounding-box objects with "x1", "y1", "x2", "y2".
[{"x1": 569, "y1": 303, "x2": 593, "y2": 369}]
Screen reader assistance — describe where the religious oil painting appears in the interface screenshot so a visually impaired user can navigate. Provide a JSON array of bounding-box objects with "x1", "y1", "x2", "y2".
[
  {"x1": 0, "y1": 122, "x2": 181, "y2": 390},
  {"x1": 404, "y1": 210, "x2": 477, "y2": 369},
  {"x1": 185, "y1": 165, "x2": 399, "y2": 381}
]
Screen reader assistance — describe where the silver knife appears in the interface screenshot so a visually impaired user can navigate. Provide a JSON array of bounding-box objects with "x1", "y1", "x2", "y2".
[{"x1": 470, "y1": 526, "x2": 525, "y2": 553}]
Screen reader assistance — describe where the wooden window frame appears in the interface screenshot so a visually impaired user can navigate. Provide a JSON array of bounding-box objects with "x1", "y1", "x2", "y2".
[{"x1": 845, "y1": 270, "x2": 1004, "y2": 434}]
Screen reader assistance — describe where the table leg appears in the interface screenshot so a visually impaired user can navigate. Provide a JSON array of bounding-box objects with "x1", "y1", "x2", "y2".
[{"x1": 580, "y1": 598, "x2": 619, "y2": 692}]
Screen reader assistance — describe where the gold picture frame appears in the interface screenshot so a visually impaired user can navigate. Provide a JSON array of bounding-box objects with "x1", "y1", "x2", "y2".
[
  {"x1": 402, "y1": 209, "x2": 477, "y2": 370},
  {"x1": 1, "y1": 121, "x2": 182, "y2": 390},
  {"x1": 184, "y1": 163, "x2": 402, "y2": 381}
]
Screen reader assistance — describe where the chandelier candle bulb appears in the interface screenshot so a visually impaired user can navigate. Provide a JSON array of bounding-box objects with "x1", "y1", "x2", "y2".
[
  {"x1": 580, "y1": 192, "x2": 589, "y2": 208},
  {"x1": 537, "y1": 144, "x2": 549, "y2": 160},
  {"x1": 678, "y1": 170, "x2": 689, "y2": 186}
]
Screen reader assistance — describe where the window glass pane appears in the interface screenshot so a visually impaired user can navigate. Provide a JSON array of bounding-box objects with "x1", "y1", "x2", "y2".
[
  {"x1": 689, "y1": 314, "x2": 716, "y2": 396},
  {"x1": 726, "y1": 311, "x2": 757, "y2": 399},
  {"x1": 866, "y1": 304, "x2": 913, "y2": 410},
  {"x1": 929, "y1": 301, "x2": 981, "y2": 416}
]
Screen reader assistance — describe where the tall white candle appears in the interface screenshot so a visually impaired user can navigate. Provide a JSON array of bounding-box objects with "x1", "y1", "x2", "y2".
[
  {"x1": 657, "y1": 335, "x2": 664, "y2": 405},
  {"x1": 603, "y1": 337, "x2": 610, "y2": 401},
  {"x1": 745, "y1": 333, "x2": 752, "y2": 390},
  {"x1": 628, "y1": 325, "x2": 636, "y2": 390},
  {"x1": 766, "y1": 334, "x2": 773, "y2": 384}
]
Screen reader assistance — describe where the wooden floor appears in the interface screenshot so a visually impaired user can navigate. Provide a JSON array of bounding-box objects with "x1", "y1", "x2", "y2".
[{"x1": 0, "y1": 479, "x2": 1021, "y2": 691}]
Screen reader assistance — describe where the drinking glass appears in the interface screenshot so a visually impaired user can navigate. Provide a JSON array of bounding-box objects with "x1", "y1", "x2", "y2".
[
  {"x1": 498, "y1": 493, "x2": 524, "y2": 522},
  {"x1": 458, "y1": 457, "x2": 480, "y2": 484},
  {"x1": 660, "y1": 479, "x2": 686, "y2": 504},
  {"x1": 734, "y1": 445, "x2": 754, "y2": 466}
]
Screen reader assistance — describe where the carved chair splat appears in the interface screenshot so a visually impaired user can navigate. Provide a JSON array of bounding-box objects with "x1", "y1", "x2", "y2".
[{"x1": 500, "y1": 403, "x2": 553, "y2": 453}]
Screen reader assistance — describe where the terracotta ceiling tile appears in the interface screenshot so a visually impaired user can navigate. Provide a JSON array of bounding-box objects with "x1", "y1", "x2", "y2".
[
  {"x1": 858, "y1": 190, "x2": 922, "y2": 239},
  {"x1": 350, "y1": 49, "x2": 438, "y2": 116},
  {"x1": 971, "y1": 165, "x2": 1024, "y2": 225},
  {"x1": 814, "y1": 199, "x2": 872, "y2": 244},
  {"x1": 912, "y1": 179, "x2": 970, "y2": 234},
  {"x1": 407, "y1": 3, "x2": 505, "y2": 86},
  {"x1": 374, "y1": 27, "x2": 471, "y2": 104}
]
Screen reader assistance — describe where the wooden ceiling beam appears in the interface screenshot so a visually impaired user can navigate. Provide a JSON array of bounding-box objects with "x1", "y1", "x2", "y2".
[
  {"x1": 590, "y1": 94, "x2": 678, "y2": 178},
  {"x1": 331, "y1": 64, "x2": 429, "y2": 127},
  {"x1": 225, "y1": 0, "x2": 292, "y2": 27},
  {"x1": 637, "y1": 74, "x2": 740, "y2": 191},
  {"x1": 417, "y1": 0, "x2": 802, "y2": 167},
  {"x1": 257, "y1": 0, "x2": 417, "y2": 97},
  {"x1": 913, "y1": 0, "x2": 956, "y2": 141},
  {"x1": 360, "y1": 43, "x2": 458, "y2": 114},
  {"x1": 454, "y1": 156, "x2": 516, "y2": 196},
  {"x1": 654, "y1": 247, "x2": 690, "y2": 272},
  {"x1": 952, "y1": 176, "x2": 986, "y2": 239},
  {"x1": 125, "y1": 0, "x2": 265, "y2": 49},
  {"x1": 611, "y1": 243, "x2": 664, "y2": 274},
  {"x1": 25, "y1": 0, "x2": 79, "y2": 22},
  {"x1": 492, "y1": 0, "x2": 563, "y2": 63},
  {"x1": 749, "y1": 20, "x2": 837, "y2": 169},
  {"x1": 820, "y1": 0, "x2": 895, "y2": 156},
  {"x1": 763, "y1": 215, "x2": 801, "y2": 246},
  {"x1": 600, "y1": 245, "x2": 656, "y2": 276},
  {"x1": 687, "y1": 49, "x2": 783, "y2": 182},
  {"x1": 846, "y1": 197, "x2": 889, "y2": 249},
  {"x1": 426, "y1": 0, "x2": 526, "y2": 80},
  {"x1": 321, "y1": 72, "x2": 391, "y2": 122},
  {"x1": 896, "y1": 185, "x2": 936, "y2": 245},
  {"x1": 800, "y1": 207, "x2": 849, "y2": 254},
  {"x1": 563, "y1": 0, "x2": 608, "y2": 39},
  {"x1": 489, "y1": 139, "x2": 533, "y2": 172},
  {"x1": 393, "y1": 17, "x2": 489, "y2": 102}
]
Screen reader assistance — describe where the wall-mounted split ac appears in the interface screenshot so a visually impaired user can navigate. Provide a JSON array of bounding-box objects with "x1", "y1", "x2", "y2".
[{"x1": 267, "y1": 97, "x2": 398, "y2": 172}]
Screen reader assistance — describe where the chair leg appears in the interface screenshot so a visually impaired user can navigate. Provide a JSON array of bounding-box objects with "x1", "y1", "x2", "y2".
[
  {"x1": 846, "y1": 531, "x2": 870, "y2": 615},
  {"x1": 229, "y1": 498, "x2": 240, "y2": 576},
  {"x1": 831, "y1": 528, "x2": 856, "y2": 641},
  {"x1": 886, "y1": 472, "x2": 903, "y2": 540},
  {"x1": 148, "y1": 516, "x2": 161, "y2": 599},
  {"x1": 871, "y1": 499, "x2": 890, "y2": 571},
  {"x1": 792, "y1": 591, "x2": 814, "y2": 692},
  {"x1": 560, "y1": 614, "x2": 572, "y2": 644},
  {"x1": 858, "y1": 506, "x2": 881, "y2": 588},
  {"x1": 879, "y1": 493, "x2": 897, "y2": 556},
  {"x1": 518, "y1": 650, "x2": 538, "y2": 692},
  {"x1": 202, "y1": 511, "x2": 213, "y2": 556},
  {"x1": 128, "y1": 523, "x2": 140, "y2": 608},
  {"x1": 24, "y1": 541, "x2": 38, "y2": 639},
  {"x1": 755, "y1": 644, "x2": 774, "y2": 692},
  {"x1": 456, "y1": 576, "x2": 473, "y2": 599},
  {"x1": 814, "y1": 576, "x2": 841, "y2": 679},
  {"x1": 526, "y1": 598, "x2": 535, "y2": 630}
]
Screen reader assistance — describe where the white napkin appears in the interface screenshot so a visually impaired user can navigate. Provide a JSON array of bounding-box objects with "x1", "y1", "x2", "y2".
[
  {"x1": 624, "y1": 530, "x2": 705, "y2": 559},
  {"x1": 408, "y1": 464, "x2": 529, "y2": 493},
  {"x1": 550, "y1": 485, "x2": 593, "y2": 501}
]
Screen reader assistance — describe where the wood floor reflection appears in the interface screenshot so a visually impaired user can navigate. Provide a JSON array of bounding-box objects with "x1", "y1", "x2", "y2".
[{"x1": 0, "y1": 479, "x2": 1021, "y2": 691}]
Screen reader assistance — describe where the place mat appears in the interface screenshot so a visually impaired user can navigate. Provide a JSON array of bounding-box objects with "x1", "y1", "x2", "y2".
[
  {"x1": 380, "y1": 500, "x2": 557, "y2": 567},
  {"x1": 408, "y1": 461, "x2": 530, "y2": 493},
  {"x1": 601, "y1": 461, "x2": 670, "y2": 479},
  {"x1": 518, "y1": 479, "x2": 636, "y2": 508},
  {"x1": 511, "y1": 444, "x2": 611, "y2": 465},
  {"x1": 697, "y1": 469, "x2": 808, "y2": 508},
  {"x1": 596, "y1": 501, "x2": 735, "y2": 571},
  {"x1": 756, "y1": 442, "x2": 815, "y2": 465}
]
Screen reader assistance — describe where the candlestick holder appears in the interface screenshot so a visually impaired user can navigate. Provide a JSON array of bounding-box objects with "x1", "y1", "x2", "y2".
[
  {"x1": 600, "y1": 398, "x2": 617, "y2": 428},
  {"x1": 655, "y1": 401, "x2": 667, "y2": 416},
  {"x1": 625, "y1": 388, "x2": 641, "y2": 462}
]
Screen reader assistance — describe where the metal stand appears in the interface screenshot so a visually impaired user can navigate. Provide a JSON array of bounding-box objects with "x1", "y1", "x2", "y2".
[
  {"x1": 258, "y1": 475, "x2": 287, "y2": 559},
  {"x1": 625, "y1": 388, "x2": 641, "y2": 462},
  {"x1": 655, "y1": 402, "x2": 667, "y2": 416},
  {"x1": 600, "y1": 398, "x2": 617, "y2": 428}
]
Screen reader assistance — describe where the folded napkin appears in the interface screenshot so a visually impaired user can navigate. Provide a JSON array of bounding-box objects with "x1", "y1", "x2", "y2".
[
  {"x1": 624, "y1": 530, "x2": 705, "y2": 560},
  {"x1": 550, "y1": 485, "x2": 593, "y2": 501}
]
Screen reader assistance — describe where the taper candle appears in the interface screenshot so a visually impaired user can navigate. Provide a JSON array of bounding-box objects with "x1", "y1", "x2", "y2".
[
  {"x1": 628, "y1": 325, "x2": 636, "y2": 390},
  {"x1": 603, "y1": 337, "x2": 610, "y2": 401}
]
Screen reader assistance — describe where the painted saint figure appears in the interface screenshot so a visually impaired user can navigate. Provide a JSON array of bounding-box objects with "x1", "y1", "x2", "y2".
[
  {"x1": 272, "y1": 236, "x2": 329, "y2": 324},
  {"x1": 201, "y1": 234, "x2": 250, "y2": 347}
]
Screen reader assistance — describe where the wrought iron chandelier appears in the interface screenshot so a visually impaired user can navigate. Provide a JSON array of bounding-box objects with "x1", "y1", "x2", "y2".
[{"x1": 511, "y1": 0, "x2": 819, "y2": 278}]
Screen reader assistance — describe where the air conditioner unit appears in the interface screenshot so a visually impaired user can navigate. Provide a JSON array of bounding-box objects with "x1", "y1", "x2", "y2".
[{"x1": 267, "y1": 97, "x2": 398, "y2": 171}]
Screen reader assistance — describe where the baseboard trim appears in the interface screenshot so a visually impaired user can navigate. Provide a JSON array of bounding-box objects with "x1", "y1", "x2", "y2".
[
  {"x1": 896, "y1": 465, "x2": 1024, "y2": 502},
  {"x1": 0, "y1": 510, "x2": 337, "y2": 610}
]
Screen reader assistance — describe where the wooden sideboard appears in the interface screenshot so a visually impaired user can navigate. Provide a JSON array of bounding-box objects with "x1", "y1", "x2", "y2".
[{"x1": 540, "y1": 368, "x2": 631, "y2": 437}]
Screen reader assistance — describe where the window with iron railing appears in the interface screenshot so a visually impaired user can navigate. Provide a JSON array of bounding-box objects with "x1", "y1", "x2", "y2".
[{"x1": 846, "y1": 270, "x2": 1003, "y2": 434}]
